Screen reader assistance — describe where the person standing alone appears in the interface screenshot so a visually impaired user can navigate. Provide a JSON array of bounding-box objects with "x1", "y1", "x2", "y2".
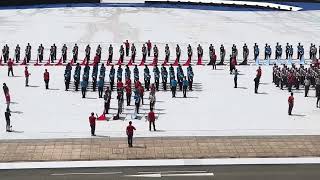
[
  {"x1": 89, "y1": 112, "x2": 97, "y2": 136},
  {"x1": 126, "y1": 121, "x2": 136, "y2": 147},
  {"x1": 24, "y1": 67, "x2": 30, "y2": 87},
  {"x1": 43, "y1": 69, "x2": 50, "y2": 89},
  {"x1": 148, "y1": 109, "x2": 156, "y2": 131},
  {"x1": 234, "y1": 69, "x2": 238, "y2": 88},
  {"x1": 288, "y1": 92, "x2": 294, "y2": 115},
  {"x1": 7, "y1": 59, "x2": 14, "y2": 76}
]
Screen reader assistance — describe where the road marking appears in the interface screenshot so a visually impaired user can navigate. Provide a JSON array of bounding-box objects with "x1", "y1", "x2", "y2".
[
  {"x1": 126, "y1": 173, "x2": 162, "y2": 177},
  {"x1": 138, "y1": 170, "x2": 208, "y2": 173},
  {"x1": 3, "y1": 158, "x2": 320, "y2": 170},
  {"x1": 51, "y1": 172, "x2": 122, "y2": 176},
  {"x1": 163, "y1": 173, "x2": 214, "y2": 177},
  {"x1": 126, "y1": 173, "x2": 214, "y2": 177}
]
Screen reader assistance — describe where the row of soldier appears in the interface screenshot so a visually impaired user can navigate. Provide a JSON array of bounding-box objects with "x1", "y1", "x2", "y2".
[{"x1": 2, "y1": 41, "x2": 320, "y2": 65}]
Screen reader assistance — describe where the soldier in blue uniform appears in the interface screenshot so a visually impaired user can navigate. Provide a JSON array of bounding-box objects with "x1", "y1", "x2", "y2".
[
  {"x1": 108, "y1": 44, "x2": 113, "y2": 63},
  {"x1": 98, "y1": 76, "x2": 104, "y2": 98},
  {"x1": 117, "y1": 65, "x2": 123, "y2": 82},
  {"x1": 297, "y1": 43, "x2": 304, "y2": 60},
  {"x1": 285, "y1": 43, "x2": 290, "y2": 60},
  {"x1": 125, "y1": 65, "x2": 131, "y2": 80},
  {"x1": 99, "y1": 63, "x2": 106, "y2": 80},
  {"x1": 153, "y1": 65, "x2": 160, "y2": 91},
  {"x1": 177, "y1": 64, "x2": 184, "y2": 91},
  {"x1": 92, "y1": 63, "x2": 99, "y2": 91},
  {"x1": 169, "y1": 64, "x2": 175, "y2": 80},
  {"x1": 134, "y1": 65, "x2": 139, "y2": 82},
  {"x1": 64, "y1": 63, "x2": 72, "y2": 91},
  {"x1": 81, "y1": 80, "x2": 88, "y2": 98},
  {"x1": 144, "y1": 65, "x2": 151, "y2": 91},
  {"x1": 161, "y1": 64, "x2": 168, "y2": 91},
  {"x1": 109, "y1": 65, "x2": 115, "y2": 91},
  {"x1": 74, "y1": 63, "x2": 81, "y2": 91},
  {"x1": 254, "y1": 43, "x2": 259, "y2": 62},
  {"x1": 170, "y1": 78, "x2": 177, "y2": 98},
  {"x1": 187, "y1": 65, "x2": 194, "y2": 91}
]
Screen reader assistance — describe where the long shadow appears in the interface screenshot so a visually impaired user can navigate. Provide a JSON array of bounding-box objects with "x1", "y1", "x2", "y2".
[
  {"x1": 28, "y1": 85, "x2": 40, "y2": 88},
  {"x1": 95, "y1": 135, "x2": 109, "y2": 138},
  {"x1": 237, "y1": 87, "x2": 248, "y2": 89},
  {"x1": 11, "y1": 76, "x2": 23, "y2": 78},
  {"x1": 85, "y1": 97, "x2": 98, "y2": 100},
  {"x1": 48, "y1": 88, "x2": 60, "y2": 91},
  {"x1": 257, "y1": 92, "x2": 268, "y2": 95},
  {"x1": 174, "y1": 96, "x2": 199, "y2": 99},
  {"x1": 10, "y1": 111, "x2": 23, "y2": 114},
  {"x1": 10, "y1": 130, "x2": 24, "y2": 133},
  {"x1": 152, "y1": 130, "x2": 166, "y2": 132},
  {"x1": 291, "y1": 114, "x2": 306, "y2": 117},
  {"x1": 260, "y1": 83, "x2": 269, "y2": 85},
  {"x1": 10, "y1": 102, "x2": 18, "y2": 104}
]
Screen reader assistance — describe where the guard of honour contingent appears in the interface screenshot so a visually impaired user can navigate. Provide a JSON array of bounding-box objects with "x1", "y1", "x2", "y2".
[{"x1": 2, "y1": 41, "x2": 320, "y2": 147}]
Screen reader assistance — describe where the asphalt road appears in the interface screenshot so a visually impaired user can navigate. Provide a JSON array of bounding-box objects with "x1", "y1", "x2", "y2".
[{"x1": 1, "y1": 164, "x2": 320, "y2": 180}]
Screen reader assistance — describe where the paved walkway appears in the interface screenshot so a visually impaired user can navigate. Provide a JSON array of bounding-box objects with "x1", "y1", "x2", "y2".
[{"x1": 1, "y1": 136, "x2": 320, "y2": 162}]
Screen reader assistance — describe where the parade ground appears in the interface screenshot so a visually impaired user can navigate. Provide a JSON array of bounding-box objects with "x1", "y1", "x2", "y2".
[{"x1": 1, "y1": 1, "x2": 320, "y2": 169}]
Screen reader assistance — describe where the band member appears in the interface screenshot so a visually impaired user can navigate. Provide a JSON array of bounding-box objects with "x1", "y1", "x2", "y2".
[
  {"x1": 73, "y1": 43, "x2": 78, "y2": 63},
  {"x1": 62, "y1": 44, "x2": 67, "y2": 63},
  {"x1": 15, "y1": 44, "x2": 20, "y2": 63},
  {"x1": 38, "y1": 44, "x2": 44, "y2": 63},
  {"x1": 108, "y1": 44, "x2": 113, "y2": 63}
]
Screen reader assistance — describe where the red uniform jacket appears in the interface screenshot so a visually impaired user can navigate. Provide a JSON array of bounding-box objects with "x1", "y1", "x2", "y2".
[
  {"x1": 44, "y1": 72, "x2": 49, "y2": 81},
  {"x1": 288, "y1": 96, "x2": 294, "y2": 105},
  {"x1": 125, "y1": 79, "x2": 131, "y2": 87},
  {"x1": 124, "y1": 42, "x2": 130, "y2": 49},
  {"x1": 138, "y1": 86, "x2": 144, "y2": 95},
  {"x1": 257, "y1": 69, "x2": 262, "y2": 77},
  {"x1": 126, "y1": 125, "x2": 136, "y2": 136},
  {"x1": 135, "y1": 81, "x2": 141, "y2": 89},
  {"x1": 125, "y1": 85, "x2": 132, "y2": 94},
  {"x1": 117, "y1": 81, "x2": 124, "y2": 89},
  {"x1": 89, "y1": 116, "x2": 96, "y2": 126},
  {"x1": 147, "y1": 42, "x2": 152, "y2": 50},
  {"x1": 7, "y1": 61, "x2": 13, "y2": 68},
  {"x1": 24, "y1": 70, "x2": 30, "y2": 77},
  {"x1": 148, "y1": 111, "x2": 156, "y2": 122}
]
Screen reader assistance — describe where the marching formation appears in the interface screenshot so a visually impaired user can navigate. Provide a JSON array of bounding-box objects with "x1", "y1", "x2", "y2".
[
  {"x1": 2, "y1": 40, "x2": 320, "y2": 146},
  {"x1": 2, "y1": 41, "x2": 320, "y2": 67},
  {"x1": 272, "y1": 64, "x2": 320, "y2": 109}
]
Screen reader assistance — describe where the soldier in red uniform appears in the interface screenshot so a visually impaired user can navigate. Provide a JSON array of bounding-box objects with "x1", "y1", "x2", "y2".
[
  {"x1": 126, "y1": 121, "x2": 136, "y2": 147},
  {"x1": 288, "y1": 92, "x2": 294, "y2": 115},
  {"x1": 89, "y1": 112, "x2": 98, "y2": 136},
  {"x1": 43, "y1": 69, "x2": 50, "y2": 89},
  {"x1": 148, "y1": 109, "x2": 156, "y2": 131},
  {"x1": 7, "y1": 59, "x2": 14, "y2": 76}
]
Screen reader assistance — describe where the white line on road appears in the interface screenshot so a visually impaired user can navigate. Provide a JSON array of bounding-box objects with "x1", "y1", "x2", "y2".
[
  {"x1": 3, "y1": 158, "x2": 320, "y2": 170},
  {"x1": 163, "y1": 173, "x2": 214, "y2": 177},
  {"x1": 126, "y1": 173, "x2": 162, "y2": 177},
  {"x1": 138, "y1": 170, "x2": 208, "y2": 173},
  {"x1": 51, "y1": 172, "x2": 122, "y2": 176},
  {"x1": 126, "y1": 173, "x2": 214, "y2": 177}
]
